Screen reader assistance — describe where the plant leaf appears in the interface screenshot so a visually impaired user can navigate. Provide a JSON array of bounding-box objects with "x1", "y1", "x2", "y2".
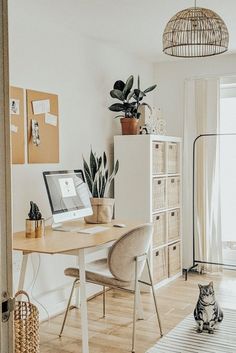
[
  {"x1": 127, "y1": 90, "x2": 134, "y2": 101},
  {"x1": 92, "y1": 181, "x2": 98, "y2": 198},
  {"x1": 114, "y1": 160, "x2": 119, "y2": 175},
  {"x1": 90, "y1": 150, "x2": 97, "y2": 180},
  {"x1": 123, "y1": 75, "x2": 134, "y2": 99},
  {"x1": 108, "y1": 103, "x2": 125, "y2": 112},
  {"x1": 83, "y1": 158, "x2": 93, "y2": 194},
  {"x1": 144, "y1": 84, "x2": 157, "y2": 93},
  {"x1": 110, "y1": 89, "x2": 124, "y2": 101},
  {"x1": 105, "y1": 169, "x2": 108, "y2": 181},
  {"x1": 114, "y1": 80, "x2": 125, "y2": 91},
  {"x1": 140, "y1": 102, "x2": 152, "y2": 113},
  {"x1": 114, "y1": 114, "x2": 124, "y2": 119},
  {"x1": 103, "y1": 152, "x2": 107, "y2": 169},
  {"x1": 101, "y1": 175, "x2": 106, "y2": 198},
  {"x1": 97, "y1": 156, "x2": 102, "y2": 169}
]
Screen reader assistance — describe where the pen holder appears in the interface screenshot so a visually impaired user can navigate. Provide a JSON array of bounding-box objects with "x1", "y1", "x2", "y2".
[{"x1": 25, "y1": 219, "x2": 45, "y2": 238}]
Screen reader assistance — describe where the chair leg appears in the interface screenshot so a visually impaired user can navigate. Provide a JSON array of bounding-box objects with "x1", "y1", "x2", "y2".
[
  {"x1": 103, "y1": 286, "x2": 106, "y2": 318},
  {"x1": 137, "y1": 283, "x2": 144, "y2": 320},
  {"x1": 131, "y1": 259, "x2": 139, "y2": 353},
  {"x1": 59, "y1": 279, "x2": 78, "y2": 337},
  {"x1": 146, "y1": 258, "x2": 163, "y2": 337}
]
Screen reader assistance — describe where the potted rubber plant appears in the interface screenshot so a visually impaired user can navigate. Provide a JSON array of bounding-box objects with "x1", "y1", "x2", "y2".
[
  {"x1": 108, "y1": 75, "x2": 157, "y2": 135},
  {"x1": 83, "y1": 149, "x2": 119, "y2": 224}
]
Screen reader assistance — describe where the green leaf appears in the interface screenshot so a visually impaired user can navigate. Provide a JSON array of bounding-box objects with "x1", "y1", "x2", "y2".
[
  {"x1": 127, "y1": 90, "x2": 134, "y2": 101},
  {"x1": 114, "y1": 114, "x2": 124, "y2": 119},
  {"x1": 114, "y1": 160, "x2": 119, "y2": 175},
  {"x1": 97, "y1": 156, "x2": 102, "y2": 169},
  {"x1": 92, "y1": 181, "x2": 98, "y2": 198},
  {"x1": 100, "y1": 176, "x2": 106, "y2": 198},
  {"x1": 140, "y1": 102, "x2": 152, "y2": 113},
  {"x1": 103, "y1": 152, "x2": 107, "y2": 169},
  {"x1": 105, "y1": 169, "x2": 108, "y2": 181},
  {"x1": 108, "y1": 103, "x2": 125, "y2": 112},
  {"x1": 83, "y1": 157, "x2": 91, "y2": 178},
  {"x1": 144, "y1": 84, "x2": 157, "y2": 93},
  {"x1": 90, "y1": 150, "x2": 97, "y2": 180},
  {"x1": 110, "y1": 89, "x2": 124, "y2": 101},
  {"x1": 83, "y1": 158, "x2": 93, "y2": 194},
  {"x1": 123, "y1": 75, "x2": 134, "y2": 99},
  {"x1": 114, "y1": 80, "x2": 125, "y2": 91},
  {"x1": 98, "y1": 172, "x2": 102, "y2": 197}
]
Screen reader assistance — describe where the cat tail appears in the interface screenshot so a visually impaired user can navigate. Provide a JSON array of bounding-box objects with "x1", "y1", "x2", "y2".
[{"x1": 218, "y1": 308, "x2": 223, "y2": 322}]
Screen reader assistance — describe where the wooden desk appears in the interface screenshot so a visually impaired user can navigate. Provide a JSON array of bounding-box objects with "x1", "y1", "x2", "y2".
[{"x1": 13, "y1": 219, "x2": 140, "y2": 353}]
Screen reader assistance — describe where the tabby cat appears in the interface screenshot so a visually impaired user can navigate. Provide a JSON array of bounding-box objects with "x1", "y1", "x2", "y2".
[{"x1": 194, "y1": 281, "x2": 223, "y2": 334}]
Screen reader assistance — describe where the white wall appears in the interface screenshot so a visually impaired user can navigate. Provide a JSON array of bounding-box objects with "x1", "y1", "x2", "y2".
[
  {"x1": 154, "y1": 53, "x2": 236, "y2": 268},
  {"x1": 9, "y1": 0, "x2": 155, "y2": 320}
]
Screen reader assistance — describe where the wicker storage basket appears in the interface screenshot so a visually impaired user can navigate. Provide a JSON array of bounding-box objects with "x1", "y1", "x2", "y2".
[
  {"x1": 167, "y1": 142, "x2": 178, "y2": 174},
  {"x1": 152, "y1": 213, "x2": 166, "y2": 247},
  {"x1": 152, "y1": 178, "x2": 166, "y2": 211},
  {"x1": 167, "y1": 177, "x2": 180, "y2": 208},
  {"x1": 168, "y1": 209, "x2": 180, "y2": 242},
  {"x1": 168, "y1": 242, "x2": 181, "y2": 277},
  {"x1": 152, "y1": 247, "x2": 168, "y2": 284},
  {"x1": 152, "y1": 142, "x2": 165, "y2": 174},
  {"x1": 14, "y1": 290, "x2": 39, "y2": 353}
]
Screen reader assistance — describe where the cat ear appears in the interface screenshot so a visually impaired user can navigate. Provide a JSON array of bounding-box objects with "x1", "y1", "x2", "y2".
[
  {"x1": 209, "y1": 281, "x2": 213, "y2": 287},
  {"x1": 198, "y1": 284, "x2": 202, "y2": 290}
]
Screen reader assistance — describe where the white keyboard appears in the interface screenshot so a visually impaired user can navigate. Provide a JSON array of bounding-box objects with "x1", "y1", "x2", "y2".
[{"x1": 78, "y1": 226, "x2": 109, "y2": 234}]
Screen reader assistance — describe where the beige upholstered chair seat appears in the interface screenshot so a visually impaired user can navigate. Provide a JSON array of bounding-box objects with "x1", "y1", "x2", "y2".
[
  {"x1": 65, "y1": 258, "x2": 131, "y2": 288},
  {"x1": 61, "y1": 225, "x2": 162, "y2": 352}
]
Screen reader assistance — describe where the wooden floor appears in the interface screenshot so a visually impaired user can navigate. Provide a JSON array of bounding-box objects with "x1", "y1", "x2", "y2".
[{"x1": 40, "y1": 271, "x2": 236, "y2": 353}]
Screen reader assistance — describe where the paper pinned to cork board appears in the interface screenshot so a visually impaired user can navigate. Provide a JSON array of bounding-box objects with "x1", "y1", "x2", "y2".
[
  {"x1": 32, "y1": 99, "x2": 50, "y2": 115},
  {"x1": 10, "y1": 124, "x2": 18, "y2": 133},
  {"x1": 27, "y1": 89, "x2": 59, "y2": 163},
  {"x1": 10, "y1": 98, "x2": 20, "y2": 115},
  {"x1": 10, "y1": 86, "x2": 25, "y2": 164},
  {"x1": 45, "y1": 113, "x2": 57, "y2": 126}
]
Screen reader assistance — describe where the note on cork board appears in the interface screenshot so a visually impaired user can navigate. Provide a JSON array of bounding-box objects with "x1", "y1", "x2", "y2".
[
  {"x1": 10, "y1": 86, "x2": 25, "y2": 164},
  {"x1": 26, "y1": 89, "x2": 59, "y2": 163}
]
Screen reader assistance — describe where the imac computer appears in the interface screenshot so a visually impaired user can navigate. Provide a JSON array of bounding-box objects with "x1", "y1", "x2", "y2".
[{"x1": 43, "y1": 169, "x2": 93, "y2": 230}]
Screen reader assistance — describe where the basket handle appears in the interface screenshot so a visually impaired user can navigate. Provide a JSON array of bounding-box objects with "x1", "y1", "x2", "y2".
[{"x1": 14, "y1": 290, "x2": 30, "y2": 302}]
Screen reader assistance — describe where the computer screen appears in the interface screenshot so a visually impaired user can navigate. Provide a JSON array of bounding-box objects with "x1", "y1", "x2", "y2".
[{"x1": 43, "y1": 170, "x2": 92, "y2": 224}]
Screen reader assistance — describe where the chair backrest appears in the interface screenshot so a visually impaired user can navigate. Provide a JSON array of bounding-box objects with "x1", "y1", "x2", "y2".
[{"x1": 108, "y1": 224, "x2": 153, "y2": 282}]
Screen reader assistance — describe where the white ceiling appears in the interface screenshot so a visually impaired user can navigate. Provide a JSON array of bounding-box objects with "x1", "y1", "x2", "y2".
[
  {"x1": 14, "y1": 0, "x2": 236, "y2": 63},
  {"x1": 73, "y1": 0, "x2": 236, "y2": 63}
]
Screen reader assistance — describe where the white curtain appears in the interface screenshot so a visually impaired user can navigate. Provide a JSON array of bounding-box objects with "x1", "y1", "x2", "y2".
[{"x1": 183, "y1": 78, "x2": 222, "y2": 272}]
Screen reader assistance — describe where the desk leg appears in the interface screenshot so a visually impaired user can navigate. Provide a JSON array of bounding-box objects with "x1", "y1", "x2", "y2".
[
  {"x1": 78, "y1": 249, "x2": 89, "y2": 353},
  {"x1": 18, "y1": 254, "x2": 29, "y2": 291}
]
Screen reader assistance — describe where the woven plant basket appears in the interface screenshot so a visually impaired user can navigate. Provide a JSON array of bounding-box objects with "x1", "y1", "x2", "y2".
[{"x1": 14, "y1": 290, "x2": 39, "y2": 353}]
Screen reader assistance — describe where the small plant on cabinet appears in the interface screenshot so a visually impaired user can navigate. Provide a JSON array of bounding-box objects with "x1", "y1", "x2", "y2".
[{"x1": 108, "y1": 75, "x2": 157, "y2": 135}]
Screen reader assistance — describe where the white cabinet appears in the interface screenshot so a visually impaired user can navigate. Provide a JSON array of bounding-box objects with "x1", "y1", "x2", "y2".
[{"x1": 114, "y1": 135, "x2": 182, "y2": 287}]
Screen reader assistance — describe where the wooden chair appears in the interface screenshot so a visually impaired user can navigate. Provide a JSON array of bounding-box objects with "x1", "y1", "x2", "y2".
[{"x1": 59, "y1": 224, "x2": 163, "y2": 353}]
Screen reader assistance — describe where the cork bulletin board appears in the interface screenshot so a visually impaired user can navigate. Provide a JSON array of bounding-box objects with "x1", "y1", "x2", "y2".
[
  {"x1": 10, "y1": 86, "x2": 25, "y2": 164},
  {"x1": 26, "y1": 89, "x2": 59, "y2": 163}
]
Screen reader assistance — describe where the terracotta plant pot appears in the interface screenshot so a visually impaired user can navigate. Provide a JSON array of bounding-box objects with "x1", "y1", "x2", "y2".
[
  {"x1": 84, "y1": 198, "x2": 115, "y2": 224},
  {"x1": 120, "y1": 117, "x2": 139, "y2": 135}
]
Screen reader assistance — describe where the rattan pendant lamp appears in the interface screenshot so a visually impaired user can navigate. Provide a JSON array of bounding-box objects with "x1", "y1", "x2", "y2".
[{"x1": 163, "y1": 0, "x2": 229, "y2": 58}]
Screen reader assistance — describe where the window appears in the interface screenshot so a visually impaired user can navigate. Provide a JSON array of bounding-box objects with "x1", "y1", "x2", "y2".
[{"x1": 220, "y1": 80, "x2": 236, "y2": 265}]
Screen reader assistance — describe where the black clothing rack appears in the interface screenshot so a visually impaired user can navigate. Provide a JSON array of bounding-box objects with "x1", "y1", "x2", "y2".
[{"x1": 183, "y1": 133, "x2": 236, "y2": 280}]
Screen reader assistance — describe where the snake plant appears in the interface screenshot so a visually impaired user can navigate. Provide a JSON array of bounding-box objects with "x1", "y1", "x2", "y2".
[{"x1": 83, "y1": 150, "x2": 119, "y2": 198}]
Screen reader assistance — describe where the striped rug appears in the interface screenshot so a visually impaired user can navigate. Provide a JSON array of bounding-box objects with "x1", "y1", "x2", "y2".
[{"x1": 146, "y1": 308, "x2": 236, "y2": 353}]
